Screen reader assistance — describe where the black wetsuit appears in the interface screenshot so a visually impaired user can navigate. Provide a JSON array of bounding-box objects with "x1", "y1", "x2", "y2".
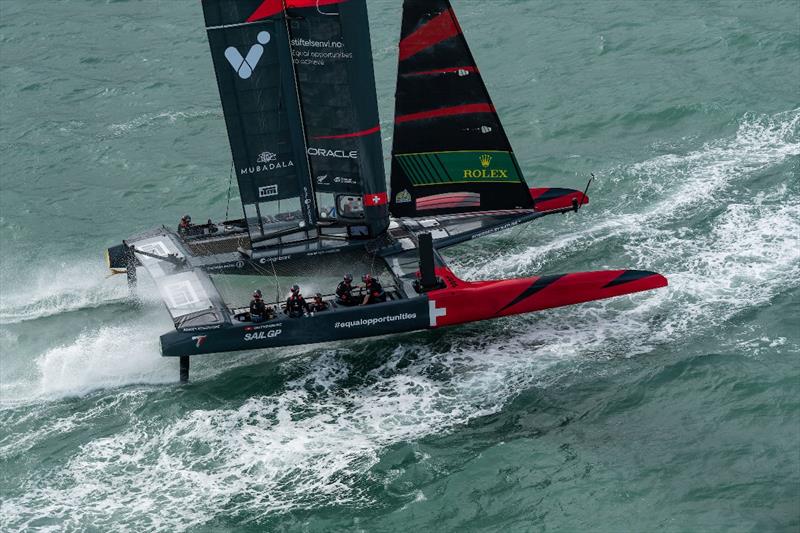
[
  {"x1": 335, "y1": 281, "x2": 356, "y2": 306},
  {"x1": 309, "y1": 299, "x2": 328, "y2": 313},
  {"x1": 363, "y1": 280, "x2": 386, "y2": 305},
  {"x1": 250, "y1": 299, "x2": 267, "y2": 322},
  {"x1": 285, "y1": 294, "x2": 307, "y2": 318}
]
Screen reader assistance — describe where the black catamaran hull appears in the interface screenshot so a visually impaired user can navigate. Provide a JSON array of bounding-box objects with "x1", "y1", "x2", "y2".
[
  {"x1": 161, "y1": 267, "x2": 668, "y2": 358},
  {"x1": 161, "y1": 298, "x2": 430, "y2": 357}
]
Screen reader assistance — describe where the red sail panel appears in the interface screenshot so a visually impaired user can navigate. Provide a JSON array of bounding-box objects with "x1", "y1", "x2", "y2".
[
  {"x1": 398, "y1": 8, "x2": 461, "y2": 61},
  {"x1": 395, "y1": 103, "x2": 495, "y2": 124},
  {"x1": 247, "y1": 0, "x2": 347, "y2": 22}
]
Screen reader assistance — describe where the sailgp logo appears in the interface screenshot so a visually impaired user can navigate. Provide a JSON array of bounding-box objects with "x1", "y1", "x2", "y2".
[{"x1": 225, "y1": 31, "x2": 271, "y2": 79}]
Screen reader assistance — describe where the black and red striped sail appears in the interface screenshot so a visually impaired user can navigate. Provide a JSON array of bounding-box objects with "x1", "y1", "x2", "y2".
[{"x1": 389, "y1": 0, "x2": 534, "y2": 217}]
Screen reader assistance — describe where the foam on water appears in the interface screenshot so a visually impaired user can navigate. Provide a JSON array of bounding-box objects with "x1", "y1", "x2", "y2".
[
  {"x1": 0, "y1": 281, "x2": 693, "y2": 531},
  {"x1": 0, "y1": 328, "x2": 602, "y2": 532},
  {"x1": 35, "y1": 324, "x2": 174, "y2": 396},
  {"x1": 2, "y1": 110, "x2": 799, "y2": 531},
  {"x1": 0, "y1": 389, "x2": 151, "y2": 461},
  {"x1": 0, "y1": 316, "x2": 176, "y2": 407},
  {"x1": 0, "y1": 261, "x2": 131, "y2": 325},
  {"x1": 106, "y1": 110, "x2": 219, "y2": 137},
  {"x1": 0, "y1": 259, "x2": 185, "y2": 403},
  {"x1": 456, "y1": 109, "x2": 800, "y2": 279}
]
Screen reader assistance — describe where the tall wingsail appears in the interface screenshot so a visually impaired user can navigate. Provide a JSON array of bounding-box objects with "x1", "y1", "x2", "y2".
[
  {"x1": 286, "y1": 0, "x2": 389, "y2": 237},
  {"x1": 202, "y1": 0, "x2": 317, "y2": 243},
  {"x1": 390, "y1": 0, "x2": 534, "y2": 217},
  {"x1": 203, "y1": 0, "x2": 388, "y2": 243}
]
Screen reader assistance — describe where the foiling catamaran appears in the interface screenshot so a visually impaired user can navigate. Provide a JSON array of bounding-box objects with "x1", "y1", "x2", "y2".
[{"x1": 106, "y1": 0, "x2": 667, "y2": 381}]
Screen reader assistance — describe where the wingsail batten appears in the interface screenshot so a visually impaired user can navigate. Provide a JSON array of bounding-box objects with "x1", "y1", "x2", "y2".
[{"x1": 390, "y1": 0, "x2": 534, "y2": 217}]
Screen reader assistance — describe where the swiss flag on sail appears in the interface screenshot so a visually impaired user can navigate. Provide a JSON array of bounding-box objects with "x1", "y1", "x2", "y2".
[{"x1": 363, "y1": 192, "x2": 388, "y2": 207}]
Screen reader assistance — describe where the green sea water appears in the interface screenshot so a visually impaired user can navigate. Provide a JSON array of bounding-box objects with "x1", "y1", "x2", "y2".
[{"x1": 1, "y1": 0, "x2": 799, "y2": 531}]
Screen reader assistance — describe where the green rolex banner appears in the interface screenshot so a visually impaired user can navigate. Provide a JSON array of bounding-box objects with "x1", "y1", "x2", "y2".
[{"x1": 394, "y1": 151, "x2": 522, "y2": 186}]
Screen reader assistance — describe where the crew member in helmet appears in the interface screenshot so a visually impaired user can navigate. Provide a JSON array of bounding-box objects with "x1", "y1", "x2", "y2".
[
  {"x1": 361, "y1": 274, "x2": 386, "y2": 305},
  {"x1": 335, "y1": 273, "x2": 356, "y2": 306},
  {"x1": 309, "y1": 293, "x2": 328, "y2": 313},
  {"x1": 249, "y1": 289, "x2": 267, "y2": 322},
  {"x1": 285, "y1": 284, "x2": 308, "y2": 318},
  {"x1": 178, "y1": 214, "x2": 192, "y2": 233}
]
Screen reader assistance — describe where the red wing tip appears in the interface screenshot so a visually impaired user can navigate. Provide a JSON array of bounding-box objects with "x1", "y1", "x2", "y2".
[
  {"x1": 599, "y1": 269, "x2": 668, "y2": 290},
  {"x1": 638, "y1": 270, "x2": 668, "y2": 286}
]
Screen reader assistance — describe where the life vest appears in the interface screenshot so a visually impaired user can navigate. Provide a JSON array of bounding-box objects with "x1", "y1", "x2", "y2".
[
  {"x1": 286, "y1": 294, "x2": 306, "y2": 313},
  {"x1": 336, "y1": 281, "x2": 353, "y2": 301},
  {"x1": 250, "y1": 299, "x2": 266, "y2": 316}
]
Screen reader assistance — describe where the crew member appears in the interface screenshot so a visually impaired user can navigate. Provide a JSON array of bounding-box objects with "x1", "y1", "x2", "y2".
[
  {"x1": 250, "y1": 289, "x2": 267, "y2": 322},
  {"x1": 309, "y1": 293, "x2": 328, "y2": 313},
  {"x1": 335, "y1": 273, "x2": 356, "y2": 306},
  {"x1": 285, "y1": 284, "x2": 307, "y2": 318},
  {"x1": 361, "y1": 274, "x2": 386, "y2": 305},
  {"x1": 178, "y1": 214, "x2": 192, "y2": 233}
]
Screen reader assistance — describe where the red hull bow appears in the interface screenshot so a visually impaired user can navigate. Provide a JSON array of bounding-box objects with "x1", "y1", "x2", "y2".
[{"x1": 427, "y1": 268, "x2": 668, "y2": 328}]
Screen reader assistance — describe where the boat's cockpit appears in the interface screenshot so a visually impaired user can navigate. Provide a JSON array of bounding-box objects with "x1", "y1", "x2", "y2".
[{"x1": 228, "y1": 284, "x2": 404, "y2": 323}]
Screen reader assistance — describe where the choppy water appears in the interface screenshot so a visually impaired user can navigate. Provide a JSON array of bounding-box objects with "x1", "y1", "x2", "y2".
[{"x1": 1, "y1": 0, "x2": 799, "y2": 531}]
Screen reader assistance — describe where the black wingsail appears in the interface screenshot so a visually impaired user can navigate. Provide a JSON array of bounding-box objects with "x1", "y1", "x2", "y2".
[
  {"x1": 285, "y1": 0, "x2": 389, "y2": 237},
  {"x1": 203, "y1": 0, "x2": 388, "y2": 243},
  {"x1": 202, "y1": 0, "x2": 319, "y2": 243},
  {"x1": 389, "y1": 0, "x2": 534, "y2": 217}
]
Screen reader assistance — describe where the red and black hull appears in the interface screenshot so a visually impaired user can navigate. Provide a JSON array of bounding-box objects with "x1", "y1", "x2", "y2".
[{"x1": 160, "y1": 268, "x2": 667, "y2": 357}]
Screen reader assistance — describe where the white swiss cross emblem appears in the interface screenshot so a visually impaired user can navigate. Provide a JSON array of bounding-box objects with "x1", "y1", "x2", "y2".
[
  {"x1": 429, "y1": 300, "x2": 447, "y2": 327},
  {"x1": 371, "y1": 195, "x2": 380, "y2": 204}
]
